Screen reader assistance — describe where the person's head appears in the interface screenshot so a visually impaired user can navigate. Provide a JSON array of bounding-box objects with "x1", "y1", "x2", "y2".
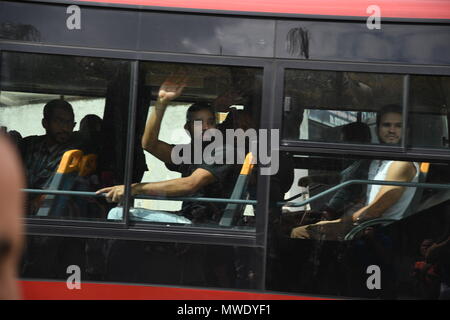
[
  {"x1": 80, "y1": 114, "x2": 102, "y2": 135},
  {"x1": 341, "y1": 122, "x2": 371, "y2": 143},
  {"x1": 376, "y1": 104, "x2": 403, "y2": 145},
  {"x1": 420, "y1": 239, "x2": 435, "y2": 257},
  {"x1": 219, "y1": 109, "x2": 256, "y2": 132},
  {"x1": 184, "y1": 102, "x2": 216, "y2": 137},
  {"x1": 42, "y1": 99, "x2": 75, "y2": 144}
]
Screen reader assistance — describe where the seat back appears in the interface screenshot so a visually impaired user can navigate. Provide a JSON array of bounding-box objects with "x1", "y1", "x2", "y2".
[
  {"x1": 219, "y1": 153, "x2": 255, "y2": 227},
  {"x1": 36, "y1": 149, "x2": 83, "y2": 217}
]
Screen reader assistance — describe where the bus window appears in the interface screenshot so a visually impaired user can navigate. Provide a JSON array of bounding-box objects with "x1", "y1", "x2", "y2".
[
  {"x1": 114, "y1": 61, "x2": 263, "y2": 229},
  {"x1": 268, "y1": 153, "x2": 450, "y2": 298},
  {"x1": 409, "y1": 75, "x2": 450, "y2": 149},
  {"x1": 283, "y1": 69, "x2": 403, "y2": 145},
  {"x1": 0, "y1": 51, "x2": 131, "y2": 221}
]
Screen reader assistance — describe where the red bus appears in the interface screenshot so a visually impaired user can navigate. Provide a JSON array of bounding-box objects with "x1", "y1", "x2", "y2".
[{"x1": 1, "y1": 0, "x2": 450, "y2": 300}]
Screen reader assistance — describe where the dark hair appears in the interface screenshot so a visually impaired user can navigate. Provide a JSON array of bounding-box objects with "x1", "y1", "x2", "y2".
[
  {"x1": 186, "y1": 102, "x2": 215, "y2": 123},
  {"x1": 341, "y1": 122, "x2": 371, "y2": 143},
  {"x1": 219, "y1": 109, "x2": 255, "y2": 131},
  {"x1": 80, "y1": 114, "x2": 102, "y2": 133},
  {"x1": 43, "y1": 99, "x2": 74, "y2": 120},
  {"x1": 376, "y1": 104, "x2": 402, "y2": 128}
]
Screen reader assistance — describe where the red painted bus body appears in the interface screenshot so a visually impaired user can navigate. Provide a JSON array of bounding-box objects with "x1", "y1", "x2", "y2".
[{"x1": 76, "y1": 0, "x2": 450, "y2": 20}]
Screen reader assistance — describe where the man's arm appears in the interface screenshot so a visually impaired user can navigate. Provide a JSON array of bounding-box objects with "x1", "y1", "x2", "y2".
[
  {"x1": 352, "y1": 161, "x2": 417, "y2": 223},
  {"x1": 97, "y1": 168, "x2": 216, "y2": 203},
  {"x1": 141, "y1": 74, "x2": 187, "y2": 164}
]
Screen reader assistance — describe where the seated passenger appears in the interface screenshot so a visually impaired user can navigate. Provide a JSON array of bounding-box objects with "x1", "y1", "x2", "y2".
[
  {"x1": 97, "y1": 74, "x2": 241, "y2": 223},
  {"x1": 3, "y1": 128, "x2": 22, "y2": 149},
  {"x1": 217, "y1": 108, "x2": 256, "y2": 160},
  {"x1": 410, "y1": 238, "x2": 441, "y2": 299},
  {"x1": 19, "y1": 99, "x2": 83, "y2": 213},
  {"x1": 77, "y1": 114, "x2": 102, "y2": 154},
  {"x1": 220, "y1": 107, "x2": 295, "y2": 224},
  {"x1": 291, "y1": 104, "x2": 419, "y2": 240},
  {"x1": 299, "y1": 122, "x2": 372, "y2": 220}
]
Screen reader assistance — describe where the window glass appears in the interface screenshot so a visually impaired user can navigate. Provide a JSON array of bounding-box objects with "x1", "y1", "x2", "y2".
[
  {"x1": 267, "y1": 152, "x2": 450, "y2": 299},
  {"x1": 0, "y1": 51, "x2": 131, "y2": 221},
  {"x1": 139, "y1": 11, "x2": 275, "y2": 57},
  {"x1": 408, "y1": 75, "x2": 450, "y2": 149},
  {"x1": 105, "y1": 61, "x2": 263, "y2": 230},
  {"x1": 20, "y1": 235, "x2": 264, "y2": 291},
  {"x1": 0, "y1": 1, "x2": 139, "y2": 50},
  {"x1": 276, "y1": 20, "x2": 450, "y2": 65},
  {"x1": 283, "y1": 69, "x2": 404, "y2": 146}
]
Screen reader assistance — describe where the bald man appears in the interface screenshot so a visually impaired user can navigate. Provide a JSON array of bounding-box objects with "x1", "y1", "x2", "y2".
[{"x1": 0, "y1": 135, "x2": 24, "y2": 299}]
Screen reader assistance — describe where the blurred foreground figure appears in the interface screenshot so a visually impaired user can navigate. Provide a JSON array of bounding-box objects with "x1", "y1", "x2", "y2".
[{"x1": 0, "y1": 135, "x2": 24, "y2": 299}]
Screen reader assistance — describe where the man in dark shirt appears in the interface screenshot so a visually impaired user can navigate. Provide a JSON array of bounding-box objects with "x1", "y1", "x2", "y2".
[
  {"x1": 163, "y1": 142, "x2": 238, "y2": 222},
  {"x1": 98, "y1": 74, "x2": 240, "y2": 223},
  {"x1": 20, "y1": 99, "x2": 81, "y2": 212}
]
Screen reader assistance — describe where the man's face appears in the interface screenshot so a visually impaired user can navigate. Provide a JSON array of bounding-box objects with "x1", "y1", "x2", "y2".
[
  {"x1": 43, "y1": 108, "x2": 75, "y2": 144},
  {"x1": 378, "y1": 112, "x2": 402, "y2": 145},
  {"x1": 187, "y1": 109, "x2": 216, "y2": 137}
]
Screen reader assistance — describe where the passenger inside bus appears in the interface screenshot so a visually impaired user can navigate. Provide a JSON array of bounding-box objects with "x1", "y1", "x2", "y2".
[
  {"x1": 3, "y1": 128, "x2": 22, "y2": 148},
  {"x1": 218, "y1": 106, "x2": 295, "y2": 227},
  {"x1": 77, "y1": 114, "x2": 102, "y2": 154},
  {"x1": 410, "y1": 238, "x2": 441, "y2": 299},
  {"x1": 99, "y1": 74, "x2": 242, "y2": 224},
  {"x1": 19, "y1": 99, "x2": 85, "y2": 214},
  {"x1": 291, "y1": 104, "x2": 419, "y2": 240},
  {"x1": 298, "y1": 122, "x2": 372, "y2": 221}
]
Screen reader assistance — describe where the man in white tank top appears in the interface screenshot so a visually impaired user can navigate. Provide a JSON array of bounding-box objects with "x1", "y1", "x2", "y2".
[{"x1": 291, "y1": 105, "x2": 418, "y2": 240}]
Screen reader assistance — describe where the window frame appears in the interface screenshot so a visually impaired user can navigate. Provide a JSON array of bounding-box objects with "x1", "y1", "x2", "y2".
[
  {"x1": 2, "y1": 42, "x2": 450, "y2": 244},
  {"x1": 0, "y1": 43, "x2": 274, "y2": 250},
  {"x1": 273, "y1": 60, "x2": 450, "y2": 162}
]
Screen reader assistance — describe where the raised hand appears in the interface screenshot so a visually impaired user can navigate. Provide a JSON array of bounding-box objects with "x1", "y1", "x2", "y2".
[{"x1": 157, "y1": 73, "x2": 188, "y2": 106}]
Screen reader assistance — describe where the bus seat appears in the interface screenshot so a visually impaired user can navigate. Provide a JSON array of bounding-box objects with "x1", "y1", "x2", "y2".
[
  {"x1": 219, "y1": 153, "x2": 255, "y2": 227},
  {"x1": 36, "y1": 149, "x2": 83, "y2": 217},
  {"x1": 344, "y1": 162, "x2": 430, "y2": 241},
  {"x1": 78, "y1": 154, "x2": 97, "y2": 177}
]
